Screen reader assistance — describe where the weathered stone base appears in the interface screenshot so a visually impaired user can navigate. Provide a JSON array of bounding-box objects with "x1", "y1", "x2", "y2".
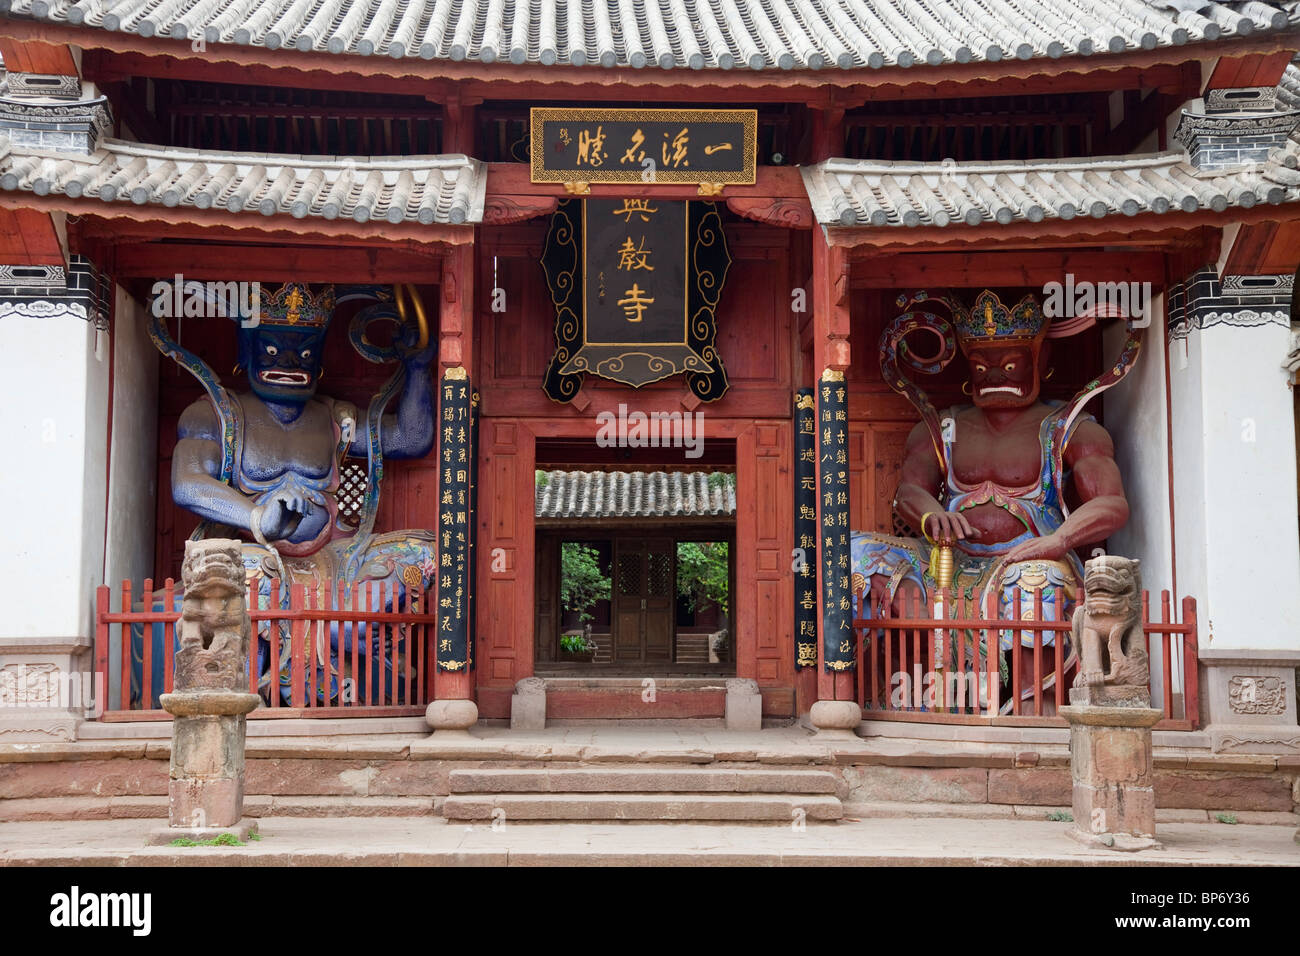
[
  {"x1": 809, "y1": 700, "x2": 862, "y2": 739},
  {"x1": 165, "y1": 706, "x2": 258, "y2": 829},
  {"x1": 510, "y1": 678, "x2": 546, "y2": 730},
  {"x1": 725, "y1": 679, "x2": 762, "y2": 732},
  {"x1": 1208, "y1": 726, "x2": 1300, "y2": 756},
  {"x1": 1199, "y1": 649, "x2": 1300, "y2": 754},
  {"x1": 1062, "y1": 698, "x2": 1163, "y2": 849},
  {"x1": 426, "y1": 699, "x2": 479, "y2": 736},
  {"x1": 1066, "y1": 827, "x2": 1161, "y2": 852},
  {"x1": 146, "y1": 818, "x2": 259, "y2": 846}
]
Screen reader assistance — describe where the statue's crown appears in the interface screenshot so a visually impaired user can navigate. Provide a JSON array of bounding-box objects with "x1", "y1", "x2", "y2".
[
  {"x1": 952, "y1": 290, "x2": 1048, "y2": 351},
  {"x1": 259, "y1": 282, "x2": 334, "y2": 330}
]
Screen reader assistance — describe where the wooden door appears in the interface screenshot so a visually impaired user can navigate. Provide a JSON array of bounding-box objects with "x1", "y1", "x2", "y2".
[{"x1": 612, "y1": 537, "x2": 675, "y2": 663}]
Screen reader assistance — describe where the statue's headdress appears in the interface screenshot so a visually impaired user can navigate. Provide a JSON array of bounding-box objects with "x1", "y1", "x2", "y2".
[
  {"x1": 256, "y1": 282, "x2": 335, "y2": 330},
  {"x1": 952, "y1": 290, "x2": 1049, "y2": 356}
]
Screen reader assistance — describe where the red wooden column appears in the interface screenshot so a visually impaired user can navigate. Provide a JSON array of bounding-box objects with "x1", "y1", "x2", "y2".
[
  {"x1": 432, "y1": 245, "x2": 475, "y2": 705},
  {"x1": 803, "y1": 105, "x2": 859, "y2": 715},
  {"x1": 811, "y1": 223, "x2": 856, "y2": 708},
  {"x1": 430, "y1": 94, "x2": 478, "y2": 704}
]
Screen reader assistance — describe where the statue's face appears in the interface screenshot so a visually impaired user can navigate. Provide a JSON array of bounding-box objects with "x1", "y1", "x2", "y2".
[
  {"x1": 967, "y1": 344, "x2": 1039, "y2": 409},
  {"x1": 243, "y1": 327, "x2": 325, "y2": 404}
]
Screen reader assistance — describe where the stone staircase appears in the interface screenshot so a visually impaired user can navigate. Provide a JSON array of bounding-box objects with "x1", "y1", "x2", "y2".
[
  {"x1": 674, "y1": 633, "x2": 710, "y2": 664},
  {"x1": 442, "y1": 767, "x2": 845, "y2": 823}
]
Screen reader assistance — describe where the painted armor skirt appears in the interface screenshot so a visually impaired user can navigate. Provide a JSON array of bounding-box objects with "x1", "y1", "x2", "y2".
[
  {"x1": 849, "y1": 531, "x2": 1080, "y2": 713},
  {"x1": 130, "y1": 530, "x2": 436, "y2": 709}
]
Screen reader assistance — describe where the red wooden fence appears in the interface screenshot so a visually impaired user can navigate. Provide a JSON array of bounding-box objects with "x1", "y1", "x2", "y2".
[
  {"x1": 853, "y1": 587, "x2": 1199, "y2": 730},
  {"x1": 94, "y1": 574, "x2": 436, "y2": 720}
]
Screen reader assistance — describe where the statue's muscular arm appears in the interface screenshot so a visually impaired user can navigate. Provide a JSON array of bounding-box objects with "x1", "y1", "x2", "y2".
[
  {"x1": 1004, "y1": 419, "x2": 1128, "y2": 562},
  {"x1": 894, "y1": 421, "x2": 979, "y2": 543},
  {"x1": 172, "y1": 400, "x2": 261, "y2": 532},
  {"x1": 347, "y1": 337, "x2": 436, "y2": 461}
]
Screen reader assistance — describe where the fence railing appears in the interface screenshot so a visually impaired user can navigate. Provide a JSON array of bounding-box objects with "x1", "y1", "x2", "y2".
[
  {"x1": 853, "y1": 587, "x2": 1198, "y2": 729},
  {"x1": 94, "y1": 574, "x2": 435, "y2": 720}
]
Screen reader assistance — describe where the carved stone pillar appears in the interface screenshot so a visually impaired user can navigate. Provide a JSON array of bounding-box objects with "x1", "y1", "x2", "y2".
[{"x1": 151, "y1": 540, "x2": 260, "y2": 843}]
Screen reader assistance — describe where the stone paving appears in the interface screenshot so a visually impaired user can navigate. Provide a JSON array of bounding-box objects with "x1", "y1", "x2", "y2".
[{"x1": 2, "y1": 813, "x2": 1296, "y2": 867}]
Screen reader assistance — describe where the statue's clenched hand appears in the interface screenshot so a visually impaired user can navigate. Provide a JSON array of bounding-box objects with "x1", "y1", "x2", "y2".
[{"x1": 257, "y1": 491, "x2": 312, "y2": 541}]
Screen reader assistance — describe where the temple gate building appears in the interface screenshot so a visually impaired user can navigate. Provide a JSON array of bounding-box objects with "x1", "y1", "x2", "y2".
[{"x1": 0, "y1": 1, "x2": 1298, "y2": 821}]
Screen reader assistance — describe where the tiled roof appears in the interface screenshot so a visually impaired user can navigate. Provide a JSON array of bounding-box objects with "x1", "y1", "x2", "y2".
[
  {"x1": 801, "y1": 140, "x2": 1300, "y2": 228},
  {"x1": 1278, "y1": 53, "x2": 1300, "y2": 112},
  {"x1": 0, "y1": 136, "x2": 486, "y2": 224},
  {"x1": 536, "y1": 470, "x2": 737, "y2": 519},
  {"x1": 2, "y1": 0, "x2": 1295, "y2": 71}
]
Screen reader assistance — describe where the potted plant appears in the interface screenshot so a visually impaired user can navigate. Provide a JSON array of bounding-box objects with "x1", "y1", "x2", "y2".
[{"x1": 559, "y1": 630, "x2": 596, "y2": 664}]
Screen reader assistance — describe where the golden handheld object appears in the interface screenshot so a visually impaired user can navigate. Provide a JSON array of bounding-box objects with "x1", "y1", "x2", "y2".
[{"x1": 920, "y1": 510, "x2": 955, "y2": 590}]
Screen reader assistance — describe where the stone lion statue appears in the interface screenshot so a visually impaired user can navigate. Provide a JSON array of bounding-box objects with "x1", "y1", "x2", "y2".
[{"x1": 1071, "y1": 554, "x2": 1148, "y2": 689}]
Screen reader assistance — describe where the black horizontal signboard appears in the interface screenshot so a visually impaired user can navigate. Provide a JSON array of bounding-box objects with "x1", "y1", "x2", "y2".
[{"x1": 530, "y1": 107, "x2": 757, "y2": 185}]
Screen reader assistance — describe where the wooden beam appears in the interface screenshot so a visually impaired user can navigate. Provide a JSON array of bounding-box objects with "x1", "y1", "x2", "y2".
[
  {"x1": 108, "y1": 241, "x2": 444, "y2": 283},
  {"x1": 849, "y1": 251, "x2": 1169, "y2": 289},
  {"x1": 0, "y1": 207, "x2": 66, "y2": 265},
  {"x1": 1207, "y1": 51, "x2": 1297, "y2": 90},
  {"x1": 0, "y1": 38, "x2": 78, "y2": 75},
  {"x1": 487, "y1": 162, "x2": 805, "y2": 199}
]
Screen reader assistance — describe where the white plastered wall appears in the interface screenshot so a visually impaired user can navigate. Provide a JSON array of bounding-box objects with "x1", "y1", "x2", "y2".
[{"x1": 1169, "y1": 319, "x2": 1300, "y2": 651}]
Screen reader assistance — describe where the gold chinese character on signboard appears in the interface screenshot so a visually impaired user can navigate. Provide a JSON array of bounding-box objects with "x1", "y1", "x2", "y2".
[
  {"x1": 617, "y1": 284, "x2": 654, "y2": 323},
  {"x1": 617, "y1": 237, "x2": 654, "y2": 272},
  {"x1": 621, "y1": 128, "x2": 646, "y2": 165},
  {"x1": 662, "y1": 127, "x2": 689, "y2": 168},
  {"x1": 577, "y1": 126, "x2": 606, "y2": 166},
  {"x1": 611, "y1": 199, "x2": 658, "y2": 222}
]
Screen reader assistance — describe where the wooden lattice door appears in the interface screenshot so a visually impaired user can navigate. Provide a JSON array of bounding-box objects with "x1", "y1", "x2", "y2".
[{"x1": 612, "y1": 537, "x2": 675, "y2": 663}]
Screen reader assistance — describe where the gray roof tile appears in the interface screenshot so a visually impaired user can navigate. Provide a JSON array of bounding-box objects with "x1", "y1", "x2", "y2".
[
  {"x1": 0, "y1": 135, "x2": 486, "y2": 224},
  {"x1": 2, "y1": 0, "x2": 1294, "y2": 71},
  {"x1": 801, "y1": 136, "x2": 1300, "y2": 228},
  {"x1": 536, "y1": 470, "x2": 737, "y2": 519}
]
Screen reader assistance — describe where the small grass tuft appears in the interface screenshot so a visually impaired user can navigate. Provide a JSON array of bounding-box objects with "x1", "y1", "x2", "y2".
[
  {"x1": 1215, "y1": 812, "x2": 1239, "y2": 825},
  {"x1": 168, "y1": 833, "x2": 245, "y2": 847},
  {"x1": 1046, "y1": 810, "x2": 1073, "y2": 823}
]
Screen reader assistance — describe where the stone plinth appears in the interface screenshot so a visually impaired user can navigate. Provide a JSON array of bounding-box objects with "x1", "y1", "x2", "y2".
[
  {"x1": 810, "y1": 699, "x2": 862, "y2": 740},
  {"x1": 160, "y1": 694, "x2": 259, "y2": 829},
  {"x1": 725, "y1": 678, "x2": 761, "y2": 731},
  {"x1": 510, "y1": 677, "x2": 546, "y2": 731},
  {"x1": 426, "y1": 698, "x2": 479, "y2": 737},
  {"x1": 1061, "y1": 692, "x2": 1163, "y2": 852},
  {"x1": 1198, "y1": 649, "x2": 1300, "y2": 755}
]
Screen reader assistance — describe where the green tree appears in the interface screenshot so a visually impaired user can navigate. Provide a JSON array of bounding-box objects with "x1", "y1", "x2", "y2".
[
  {"x1": 560, "y1": 542, "x2": 611, "y2": 623},
  {"x1": 677, "y1": 541, "x2": 729, "y2": 615}
]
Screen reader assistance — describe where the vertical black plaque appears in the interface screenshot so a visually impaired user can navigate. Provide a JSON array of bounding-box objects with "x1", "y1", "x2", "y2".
[
  {"x1": 468, "y1": 389, "x2": 480, "y2": 671},
  {"x1": 794, "y1": 388, "x2": 818, "y2": 669},
  {"x1": 436, "y1": 367, "x2": 472, "y2": 672},
  {"x1": 818, "y1": 370, "x2": 854, "y2": 672}
]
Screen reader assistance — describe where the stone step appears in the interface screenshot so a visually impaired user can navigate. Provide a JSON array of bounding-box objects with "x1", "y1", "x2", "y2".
[
  {"x1": 443, "y1": 792, "x2": 844, "y2": 822},
  {"x1": 0, "y1": 794, "x2": 438, "y2": 822},
  {"x1": 449, "y1": 767, "x2": 840, "y2": 795}
]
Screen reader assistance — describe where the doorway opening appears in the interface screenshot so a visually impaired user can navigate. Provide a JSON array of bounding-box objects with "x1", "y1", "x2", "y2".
[{"x1": 533, "y1": 468, "x2": 736, "y2": 676}]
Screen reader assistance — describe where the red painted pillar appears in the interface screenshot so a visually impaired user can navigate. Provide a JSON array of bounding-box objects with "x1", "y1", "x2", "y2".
[
  {"x1": 429, "y1": 93, "x2": 479, "y2": 714},
  {"x1": 811, "y1": 224, "x2": 857, "y2": 709}
]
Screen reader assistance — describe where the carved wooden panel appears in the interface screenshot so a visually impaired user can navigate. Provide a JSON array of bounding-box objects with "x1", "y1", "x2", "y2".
[{"x1": 735, "y1": 420, "x2": 793, "y2": 710}]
